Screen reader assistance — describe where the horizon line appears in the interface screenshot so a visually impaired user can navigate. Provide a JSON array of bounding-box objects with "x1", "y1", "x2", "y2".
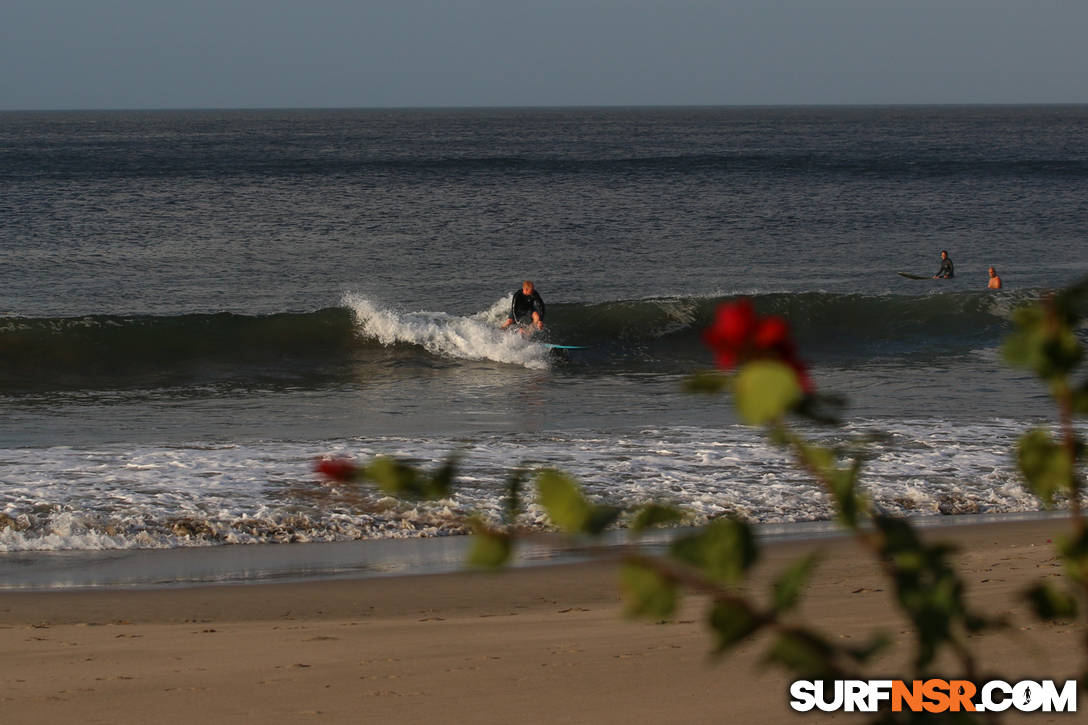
[{"x1": 2, "y1": 101, "x2": 1087, "y2": 114}]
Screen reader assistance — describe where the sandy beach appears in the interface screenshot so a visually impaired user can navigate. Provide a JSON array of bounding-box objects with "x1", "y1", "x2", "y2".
[
  {"x1": 6, "y1": 105, "x2": 1087, "y2": 724},
  {"x1": 0, "y1": 517, "x2": 1082, "y2": 724}
]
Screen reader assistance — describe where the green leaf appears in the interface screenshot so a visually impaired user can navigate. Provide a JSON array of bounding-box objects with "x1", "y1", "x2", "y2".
[
  {"x1": 1017, "y1": 429, "x2": 1074, "y2": 506},
  {"x1": 766, "y1": 423, "x2": 790, "y2": 447},
  {"x1": 362, "y1": 454, "x2": 460, "y2": 500},
  {"x1": 669, "y1": 519, "x2": 758, "y2": 585},
  {"x1": 619, "y1": 562, "x2": 677, "y2": 619},
  {"x1": 873, "y1": 515, "x2": 989, "y2": 669},
  {"x1": 1025, "y1": 582, "x2": 1078, "y2": 620},
  {"x1": 364, "y1": 456, "x2": 426, "y2": 498},
  {"x1": 789, "y1": 436, "x2": 866, "y2": 529},
  {"x1": 772, "y1": 554, "x2": 820, "y2": 612},
  {"x1": 467, "y1": 523, "x2": 513, "y2": 569},
  {"x1": 842, "y1": 632, "x2": 891, "y2": 664},
  {"x1": 1003, "y1": 302, "x2": 1083, "y2": 381},
  {"x1": 629, "y1": 504, "x2": 685, "y2": 535},
  {"x1": 1003, "y1": 304, "x2": 1047, "y2": 369},
  {"x1": 828, "y1": 459, "x2": 865, "y2": 530},
  {"x1": 708, "y1": 599, "x2": 760, "y2": 652},
  {"x1": 1054, "y1": 276, "x2": 1088, "y2": 321},
  {"x1": 875, "y1": 515, "x2": 922, "y2": 554},
  {"x1": 428, "y1": 453, "x2": 460, "y2": 499},
  {"x1": 535, "y1": 469, "x2": 619, "y2": 536},
  {"x1": 1058, "y1": 529, "x2": 1088, "y2": 584},
  {"x1": 733, "y1": 361, "x2": 803, "y2": 425},
  {"x1": 795, "y1": 392, "x2": 847, "y2": 426},
  {"x1": 503, "y1": 468, "x2": 527, "y2": 526},
  {"x1": 764, "y1": 630, "x2": 838, "y2": 678},
  {"x1": 684, "y1": 370, "x2": 731, "y2": 394},
  {"x1": 1073, "y1": 380, "x2": 1088, "y2": 417},
  {"x1": 536, "y1": 469, "x2": 591, "y2": 532},
  {"x1": 584, "y1": 505, "x2": 622, "y2": 536}
]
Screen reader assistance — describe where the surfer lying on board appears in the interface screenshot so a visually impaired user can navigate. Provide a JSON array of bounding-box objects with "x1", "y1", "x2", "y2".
[
  {"x1": 933, "y1": 250, "x2": 954, "y2": 279},
  {"x1": 500, "y1": 280, "x2": 545, "y2": 335}
]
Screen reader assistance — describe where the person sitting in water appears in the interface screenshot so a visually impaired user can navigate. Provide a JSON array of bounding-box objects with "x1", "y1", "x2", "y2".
[
  {"x1": 988, "y1": 266, "x2": 1002, "y2": 289},
  {"x1": 500, "y1": 280, "x2": 545, "y2": 334},
  {"x1": 933, "y1": 250, "x2": 954, "y2": 279}
]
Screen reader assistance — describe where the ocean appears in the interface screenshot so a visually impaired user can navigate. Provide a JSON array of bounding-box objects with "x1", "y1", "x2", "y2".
[{"x1": 2, "y1": 106, "x2": 1086, "y2": 584}]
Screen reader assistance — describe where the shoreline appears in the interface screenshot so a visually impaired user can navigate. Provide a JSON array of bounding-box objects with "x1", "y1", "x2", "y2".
[
  {"x1": 0, "y1": 516, "x2": 1079, "y2": 723},
  {"x1": 0, "y1": 510, "x2": 1068, "y2": 592}
]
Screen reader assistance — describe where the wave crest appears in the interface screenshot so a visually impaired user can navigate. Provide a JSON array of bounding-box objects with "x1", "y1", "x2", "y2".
[
  {"x1": 0, "y1": 289, "x2": 1041, "y2": 390},
  {"x1": 343, "y1": 293, "x2": 551, "y2": 370}
]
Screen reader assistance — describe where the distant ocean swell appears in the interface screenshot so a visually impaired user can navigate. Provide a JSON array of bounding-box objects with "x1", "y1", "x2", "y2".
[
  {"x1": 6, "y1": 149, "x2": 1088, "y2": 183},
  {"x1": 0, "y1": 291, "x2": 1036, "y2": 390}
]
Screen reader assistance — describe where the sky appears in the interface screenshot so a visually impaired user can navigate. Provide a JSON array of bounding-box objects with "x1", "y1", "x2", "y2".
[{"x1": 2, "y1": 0, "x2": 1087, "y2": 110}]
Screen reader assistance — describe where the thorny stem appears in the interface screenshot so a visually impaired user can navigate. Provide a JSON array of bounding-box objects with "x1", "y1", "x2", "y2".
[
  {"x1": 781, "y1": 423, "x2": 981, "y2": 683},
  {"x1": 624, "y1": 552, "x2": 760, "y2": 605},
  {"x1": 622, "y1": 552, "x2": 859, "y2": 679},
  {"x1": 1044, "y1": 295, "x2": 1084, "y2": 533},
  {"x1": 1058, "y1": 384, "x2": 1084, "y2": 535},
  {"x1": 1046, "y1": 300, "x2": 1088, "y2": 683}
]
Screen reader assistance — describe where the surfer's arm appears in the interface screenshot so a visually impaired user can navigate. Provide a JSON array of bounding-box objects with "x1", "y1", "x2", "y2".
[
  {"x1": 531, "y1": 293, "x2": 545, "y2": 328},
  {"x1": 504, "y1": 293, "x2": 520, "y2": 325}
]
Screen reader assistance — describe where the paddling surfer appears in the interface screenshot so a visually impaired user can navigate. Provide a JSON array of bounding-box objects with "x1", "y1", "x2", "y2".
[
  {"x1": 501, "y1": 280, "x2": 545, "y2": 335},
  {"x1": 933, "y1": 250, "x2": 954, "y2": 279}
]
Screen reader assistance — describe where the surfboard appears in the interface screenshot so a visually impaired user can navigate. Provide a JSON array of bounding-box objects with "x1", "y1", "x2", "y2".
[
  {"x1": 897, "y1": 272, "x2": 929, "y2": 280},
  {"x1": 543, "y1": 344, "x2": 587, "y2": 350}
]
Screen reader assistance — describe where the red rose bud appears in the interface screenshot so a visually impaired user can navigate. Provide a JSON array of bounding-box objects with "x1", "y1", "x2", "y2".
[
  {"x1": 712, "y1": 347, "x2": 739, "y2": 370},
  {"x1": 702, "y1": 298, "x2": 815, "y2": 393},
  {"x1": 788, "y1": 358, "x2": 814, "y2": 394},
  {"x1": 753, "y1": 316, "x2": 790, "y2": 350},
  {"x1": 314, "y1": 457, "x2": 358, "y2": 482},
  {"x1": 704, "y1": 299, "x2": 757, "y2": 349}
]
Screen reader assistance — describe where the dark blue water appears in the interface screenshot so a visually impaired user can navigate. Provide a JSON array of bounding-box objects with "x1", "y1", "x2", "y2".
[
  {"x1": 1, "y1": 107, "x2": 1086, "y2": 554},
  {"x1": 4, "y1": 107, "x2": 1086, "y2": 317}
]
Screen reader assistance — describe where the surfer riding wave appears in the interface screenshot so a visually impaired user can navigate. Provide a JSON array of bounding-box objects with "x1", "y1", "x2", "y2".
[{"x1": 500, "y1": 280, "x2": 545, "y2": 335}]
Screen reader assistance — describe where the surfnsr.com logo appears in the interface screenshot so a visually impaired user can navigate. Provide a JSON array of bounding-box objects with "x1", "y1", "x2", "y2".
[{"x1": 790, "y1": 679, "x2": 1077, "y2": 714}]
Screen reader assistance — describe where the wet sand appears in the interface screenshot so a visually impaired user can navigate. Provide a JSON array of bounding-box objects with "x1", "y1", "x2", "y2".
[{"x1": 0, "y1": 518, "x2": 1082, "y2": 723}]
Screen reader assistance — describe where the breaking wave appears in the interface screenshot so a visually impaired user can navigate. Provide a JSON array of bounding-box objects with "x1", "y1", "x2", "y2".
[
  {"x1": 343, "y1": 293, "x2": 551, "y2": 370},
  {"x1": 0, "y1": 290, "x2": 1040, "y2": 390}
]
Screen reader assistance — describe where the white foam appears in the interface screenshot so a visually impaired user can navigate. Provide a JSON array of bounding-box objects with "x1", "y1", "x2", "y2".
[
  {"x1": 1, "y1": 418, "x2": 1083, "y2": 552},
  {"x1": 342, "y1": 293, "x2": 551, "y2": 369}
]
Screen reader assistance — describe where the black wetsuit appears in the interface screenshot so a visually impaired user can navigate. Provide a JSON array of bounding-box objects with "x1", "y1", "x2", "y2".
[
  {"x1": 936, "y1": 256, "x2": 954, "y2": 279},
  {"x1": 510, "y1": 289, "x2": 545, "y2": 324}
]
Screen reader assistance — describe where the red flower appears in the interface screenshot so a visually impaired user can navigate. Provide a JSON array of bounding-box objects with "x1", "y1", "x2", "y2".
[
  {"x1": 787, "y1": 359, "x2": 813, "y2": 394},
  {"x1": 705, "y1": 298, "x2": 757, "y2": 348},
  {"x1": 753, "y1": 316, "x2": 790, "y2": 349},
  {"x1": 314, "y1": 457, "x2": 358, "y2": 483},
  {"x1": 703, "y1": 299, "x2": 813, "y2": 393}
]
